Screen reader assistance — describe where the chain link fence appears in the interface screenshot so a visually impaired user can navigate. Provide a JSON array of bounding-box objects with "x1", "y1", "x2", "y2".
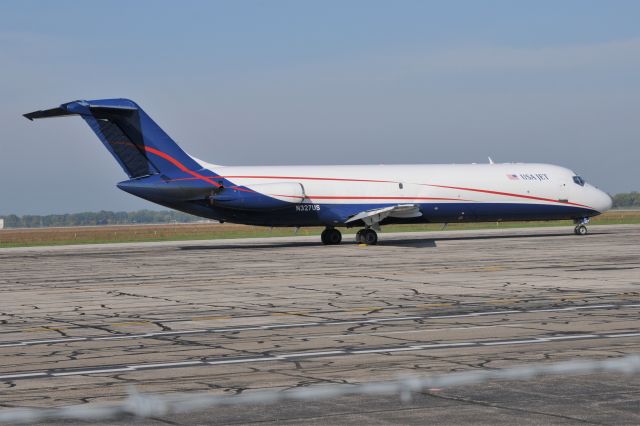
[{"x1": 1, "y1": 354, "x2": 639, "y2": 423}]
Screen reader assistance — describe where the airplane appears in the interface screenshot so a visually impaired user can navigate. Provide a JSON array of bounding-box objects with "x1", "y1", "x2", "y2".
[{"x1": 24, "y1": 98, "x2": 613, "y2": 245}]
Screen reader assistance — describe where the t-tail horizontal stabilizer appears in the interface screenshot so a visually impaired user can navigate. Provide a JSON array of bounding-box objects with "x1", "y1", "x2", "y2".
[{"x1": 23, "y1": 99, "x2": 203, "y2": 180}]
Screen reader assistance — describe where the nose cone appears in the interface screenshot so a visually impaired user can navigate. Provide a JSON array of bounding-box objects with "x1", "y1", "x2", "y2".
[{"x1": 593, "y1": 189, "x2": 613, "y2": 214}]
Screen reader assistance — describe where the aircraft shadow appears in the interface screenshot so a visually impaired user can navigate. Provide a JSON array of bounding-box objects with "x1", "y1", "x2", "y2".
[
  {"x1": 180, "y1": 241, "x2": 320, "y2": 250},
  {"x1": 376, "y1": 239, "x2": 438, "y2": 248},
  {"x1": 380, "y1": 230, "x2": 607, "y2": 247},
  {"x1": 179, "y1": 230, "x2": 604, "y2": 250}
]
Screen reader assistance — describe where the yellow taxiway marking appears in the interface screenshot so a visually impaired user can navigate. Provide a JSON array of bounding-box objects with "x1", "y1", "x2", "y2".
[{"x1": 481, "y1": 266, "x2": 504, "y2": 271}]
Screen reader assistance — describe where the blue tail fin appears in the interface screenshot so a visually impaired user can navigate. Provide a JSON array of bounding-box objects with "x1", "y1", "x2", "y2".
[{"x1": 24, "y1": 98, "x2": 201, "y2": 179}]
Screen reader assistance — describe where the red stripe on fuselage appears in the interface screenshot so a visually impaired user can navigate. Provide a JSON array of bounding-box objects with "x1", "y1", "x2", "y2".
[
  {"x1": 212, "y1": 174, "x2": 592, "y2": 209},
  {"x1": 214, "y1": 175, "x2": 396, "y2": 184},
  {"x1": 143, "y1": 147, "x2": 221, "y2": 187},
  {"x1": 423, "y1": 184, "x2": 592, "y2": 209}
]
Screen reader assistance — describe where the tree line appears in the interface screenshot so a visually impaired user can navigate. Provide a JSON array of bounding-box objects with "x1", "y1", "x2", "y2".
[
  {"x1": 612, "y1": 192, "x2": 640, "y2": 208},
  {"x1": 1, "y1": 210, "x2": 203, "y2": 228},
  {"x1": 1, "y1": 192, "x2": 639, "y2": 228}
]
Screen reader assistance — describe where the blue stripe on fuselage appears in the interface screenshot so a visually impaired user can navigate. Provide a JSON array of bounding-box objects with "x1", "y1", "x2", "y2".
[{"x1": 161, "y1": 201, "x2": 599, "y2": 227}]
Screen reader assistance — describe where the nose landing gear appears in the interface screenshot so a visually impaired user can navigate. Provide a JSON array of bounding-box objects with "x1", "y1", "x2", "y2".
[
  {"x1": 574, "y1": 225, "x2": 588, "y2": 235},
  {"x1": 573, "y1": 218, "x2": 590, "y2": 236}
]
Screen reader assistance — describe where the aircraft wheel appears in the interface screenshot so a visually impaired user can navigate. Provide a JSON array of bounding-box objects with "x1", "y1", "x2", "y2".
[
  {"x1": 574, "y1": 225, "x2": 588, "y2": 236},
  {"x1": 321, "y1": 228, "x2": 342, "y2": 245},
  {"x1": 355, "y1": 229, "x2": 365, "y2": 244},
  {"x1": 361, "y1": 228, "x2": 378, "y2": 245}
]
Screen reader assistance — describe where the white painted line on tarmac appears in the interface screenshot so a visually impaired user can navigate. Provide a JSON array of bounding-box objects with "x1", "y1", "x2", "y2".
[
  {"x1": 431, "y1": 314, "x2": 478, "y2": 319},
  {"x1": 323, "y1": 321, "x2": 365, "y2": 326},
  {"x1": 3, "y1": 330, "x2": 639, "y2": 381},
  {"x1": 3, "y1": 303, "x2": 638, "y2": 349},
  {"x1": 543, "y1": 334, "x2": 597, "y2": 340},
  {"x1": 471, "y1": 310, "x2": 521, "y2": 316},
  {"x1": 27, "y1": 338, "x2": 87, "y2": 344},
  {"x1": 265, "y1": 323, "x2": 320, "y2": 329},
  {"x1": 482, "y1": 339, "x2": 543, "y2": 346},
  {"x1": 350, "y1": 347, "x2": 423, "y2": 354},
  {"x1": 300, "y1": 324, "x2": 510, "y2": 340},
  {"x1": 52, "y1": 367, "x2": 135, "y2": 376},
  {"x1": 350, "y1": 348, "x2": 403, "y2": 354},
  {"x1": 0, "y1": 372, "x2": 47, "y2": 379},
  {"x1": 97, "y1": 334, "x2": 148, "y2": 340},
  {"x1": 412, "y1": 343, "x2": 475, "y2": 349},
  {"x1": 0, "y1": 338, "x2": 87, "y2": 348},
  {"x1": 207, "y1": 357, "x2": 282, "y2": 365},
  {"x1": 143, "y1": 330, "x2": 207, "y2": 337},
  {"x1": 130, "y1": 361, "x2": 203, "y2": 369},
  {"x1": 370, "y1": 316, "x2": 423, "y2": 322},
  {"x1": 212, "y1": 327, "x2": 264, "y2": 332},
  {"x1": 529, "y1": 308, "x2": 577, "y2": 313},
  {"x1": 573, "y1": 305, "x2": 615, "y2": 309},
  {"x1": 604, "y1": 332, "x2": 640, "y2": 338},
  {"x1": 279, "y1": 350, "x2": 345, "y2": 358}
]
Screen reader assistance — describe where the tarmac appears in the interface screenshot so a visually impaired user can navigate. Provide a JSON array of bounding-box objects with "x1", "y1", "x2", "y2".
[{"x1": 0, "y1": 225, "x2": 639, "y2": 424}]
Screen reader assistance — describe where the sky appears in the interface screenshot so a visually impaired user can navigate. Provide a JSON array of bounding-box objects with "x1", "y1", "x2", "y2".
[{"x1": 1, "y1": 0, "x2": 639, "y2": 215}]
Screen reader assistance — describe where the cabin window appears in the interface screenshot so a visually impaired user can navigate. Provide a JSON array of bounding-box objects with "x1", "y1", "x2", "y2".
[{"x1": 572, "y1": 176, "x2": 585, "y2": 186}]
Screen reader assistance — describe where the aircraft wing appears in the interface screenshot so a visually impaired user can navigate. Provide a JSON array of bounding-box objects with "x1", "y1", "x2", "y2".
[{"x1": 345, "y1": 204, "x2": 422, "y2": 229}]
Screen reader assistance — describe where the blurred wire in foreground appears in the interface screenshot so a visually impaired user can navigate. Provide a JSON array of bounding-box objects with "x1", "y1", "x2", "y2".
[{"x1": 1, "y1": 354, "x2": 639, "y2": 423}]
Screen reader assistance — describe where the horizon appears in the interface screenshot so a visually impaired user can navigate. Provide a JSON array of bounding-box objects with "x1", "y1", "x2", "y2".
[{"x1": 2, "y1": 188, "x2": 639, "y2": 219}]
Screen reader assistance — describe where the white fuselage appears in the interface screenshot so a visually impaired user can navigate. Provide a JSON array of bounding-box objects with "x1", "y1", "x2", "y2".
[{"x1": 199, "y1": 161, "x2": 612, "y2": 217}]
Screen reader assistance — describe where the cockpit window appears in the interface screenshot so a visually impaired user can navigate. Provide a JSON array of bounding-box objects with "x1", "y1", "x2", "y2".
[{"x1": 572, "y1": 176, "x2": 585, "y2": 186}]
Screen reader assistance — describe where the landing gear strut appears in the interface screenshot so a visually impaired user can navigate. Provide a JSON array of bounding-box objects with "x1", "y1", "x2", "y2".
[
  {"x1": 355, "y1": 228, "x2": 378, "y2": 245},
  {"x1": 573, "y1": 218, "x2": 590, "y2": 236},
  {"x1": 321, "y1": 227, "x2": 342, "y2": 245}
]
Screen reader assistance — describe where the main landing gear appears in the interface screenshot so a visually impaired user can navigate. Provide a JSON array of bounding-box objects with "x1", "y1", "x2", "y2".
[
  {"x1": 573, "y1": 218, "x2": 590, "y2": 236},
  {"x1": 320, "y1": 227, "x2": 379, "y2": 245},
  {"x1": 355, "y1": 228, "x2": 378, "y2": 245},
  {"x1": 321, "y1": 227, "x2": 342, "y2": 245}
]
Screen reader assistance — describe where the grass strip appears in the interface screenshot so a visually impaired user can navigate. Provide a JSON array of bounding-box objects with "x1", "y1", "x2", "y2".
[{"x1": 1, "y1": 210, "x2": 639, "y2": 248}]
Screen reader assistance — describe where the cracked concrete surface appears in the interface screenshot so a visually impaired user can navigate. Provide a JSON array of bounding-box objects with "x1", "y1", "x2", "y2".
[{"x1": 0, "y1": 225, "x2": 639, "y2": 424}]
